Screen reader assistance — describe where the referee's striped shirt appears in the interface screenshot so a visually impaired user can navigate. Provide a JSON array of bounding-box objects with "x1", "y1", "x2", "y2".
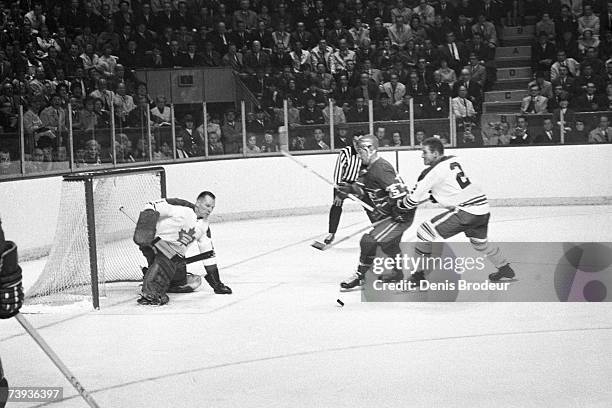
[{"x1": 333, "y1": 146, "x2": 362, "y2": 184}]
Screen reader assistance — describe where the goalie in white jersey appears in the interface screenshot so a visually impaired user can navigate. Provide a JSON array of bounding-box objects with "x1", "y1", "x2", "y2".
[
  {"x1": 133, "y1": 191, "x2": 232, "y2": 305},
  {"x1": 388, "y1": 137, "x2": 515, "y2": 283}
]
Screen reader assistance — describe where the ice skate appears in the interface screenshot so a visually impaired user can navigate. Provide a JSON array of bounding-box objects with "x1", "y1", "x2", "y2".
[
  {"x1": 377, "y1": 268, "x2": 403, "y2": 283},
  {"x1": 340, "y1": 271, "x2": 364, "y2": 290},
  {"x1": 137, "y1": 293, "x2": 169, "y2": 306},
  {"x1": 489, "y1": 264, "x2": 515, "y2": 281},
  {"x1": 409, "y1": 271, "x2": 426, "y2": 286},
  {"x1": 204, "y1": 273, "x2": 232, "y2": 294}
]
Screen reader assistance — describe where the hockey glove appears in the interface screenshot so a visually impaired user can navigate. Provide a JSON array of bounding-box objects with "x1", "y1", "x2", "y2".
[
  {"x1": 335, "y1": 182, "x2": 364, "y2": 200},
  {"x1": 386, "y1": 182, "x2": 410, "y2": 199},
  {"x1": 391, "y1": 200, "x2": 416, "y2": 224},
  {"x1": 370, "y1": 206, "x2": 387, "y2": 221},
  {"x1": 0, "y1": 242, "x2": 24, "y2": 319}
]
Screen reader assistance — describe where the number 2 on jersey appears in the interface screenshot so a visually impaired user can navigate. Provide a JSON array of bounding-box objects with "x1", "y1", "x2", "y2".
[{"x1": 450, "y1": 162, "x2": 471, "y2": 189}]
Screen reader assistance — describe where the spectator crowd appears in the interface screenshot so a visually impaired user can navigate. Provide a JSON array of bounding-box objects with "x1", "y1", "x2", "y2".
[{"x1": 1, "y1": 0, "x2": 612, "y2": 175}]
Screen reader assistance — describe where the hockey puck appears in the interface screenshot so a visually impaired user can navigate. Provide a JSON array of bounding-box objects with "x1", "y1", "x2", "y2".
[{"x1": 336, "y1": 299, "x2": 344, "y2": 307}]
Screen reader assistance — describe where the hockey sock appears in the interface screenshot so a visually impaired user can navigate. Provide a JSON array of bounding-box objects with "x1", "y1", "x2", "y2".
[
  {"x1": 357, "y1": 262, "x2": 371, "y2": 275},
  {"x1": 413, "y1": 221, "x2": 439, "y2": 275},
  {"x1": 380, "y1": 235, "x2": 402, "y2": 258},
  {"x1": 328, "y1": 205, "x2": 343, "y2": 234},
  {"x1": 415, "y1": 221, "x2": 437, "y2": 258},
  {"x1": 139, "y1": 245, "x2": 156, "y2": 267},
  {"x1": 359, "y1": 233, "x2": 377, "y2": 266},
  {"x1": 470, "y1": 238, "x2": 508, "y2": 268}
]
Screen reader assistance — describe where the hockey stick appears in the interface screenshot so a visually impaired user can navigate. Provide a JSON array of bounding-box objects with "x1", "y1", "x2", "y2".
[
  {"x1": 118, "y1": 206, "x2": 136, "y2": 224},
  {"x1": 311, "y1": 217, "x2": 392, "y2": 251},
  {"x1": 15, "y1": 313, "x2": 101, "y2": 408},
  {"x1": 118, "y1": 207, "x2": 209, "y2": 266},
  {"x1": 279, "y1": 149, "x2": 374, "y2": 212}
]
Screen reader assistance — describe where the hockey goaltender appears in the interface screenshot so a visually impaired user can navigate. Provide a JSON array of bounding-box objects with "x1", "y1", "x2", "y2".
[{"x1": 134, "y1": 191, "x2": 232, "y2": 306}]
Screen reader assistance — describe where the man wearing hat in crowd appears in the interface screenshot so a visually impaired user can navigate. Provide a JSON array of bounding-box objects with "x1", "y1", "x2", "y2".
[{"x1": 178, "y1": 114, "x2": 200, "y2": 156}]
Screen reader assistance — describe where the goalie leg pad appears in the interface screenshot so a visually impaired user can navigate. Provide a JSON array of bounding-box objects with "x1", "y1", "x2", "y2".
[
  {"x1": 0, "y1": 241, "x2": 19, "y2": 277},
  {"x1": 170, "y1": 263, "x2": 187, "y2": 286},
  {"x1": 133, "y1": 209, "x2": 160, "y2": 247},
  {"x1": 139, "y1": 245, "x2": 156, "y2": 267},
  {"x1": 0, "y1": 373, "x2": 8, "y2": 408},
  {"x1": 0, "y1": 242, "x2": 23, "y2": 319},
  {"x1": 141, "y1": 254, "x2": 176, "y2": 304},
  {"x1": 168, "y1": 273, "x2": 202, "y2": 293}
]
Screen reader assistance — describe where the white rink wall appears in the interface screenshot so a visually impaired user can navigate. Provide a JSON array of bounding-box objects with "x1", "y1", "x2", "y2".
[
  {"x1": 397, "y1": 145, "x2": 612, "y2": 201},
  {"x1": 1, "y1": 145, "x2": 611, "y2": 256}
]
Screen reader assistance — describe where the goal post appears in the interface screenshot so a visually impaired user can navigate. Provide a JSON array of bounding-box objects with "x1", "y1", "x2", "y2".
[{"x1": 26, "y1": 167, "x2": 166, "y2": 309}]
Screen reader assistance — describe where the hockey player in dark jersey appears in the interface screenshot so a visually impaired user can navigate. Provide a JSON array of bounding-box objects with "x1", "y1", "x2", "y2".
[
  {"x1": 0, "y1": 216, "x2": 24, "y2": 408},
  {"x1": 337, "y1": 134, "x2": 416, "y2": 289}
]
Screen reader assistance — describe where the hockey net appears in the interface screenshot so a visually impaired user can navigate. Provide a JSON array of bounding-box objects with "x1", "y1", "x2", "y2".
[{"x1": 26, "y1": 167, "x2": 166, "y2": 308}]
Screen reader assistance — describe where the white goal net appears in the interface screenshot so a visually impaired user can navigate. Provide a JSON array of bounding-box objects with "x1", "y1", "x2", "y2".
[{"x1": 26, "y1": 167, "x2": 166, "y2": 308}]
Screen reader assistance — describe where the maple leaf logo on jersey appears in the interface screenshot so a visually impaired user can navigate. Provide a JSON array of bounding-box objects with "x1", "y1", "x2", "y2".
[{"x1": 177, "y1": 227, "x2": 196, "y2": 246}]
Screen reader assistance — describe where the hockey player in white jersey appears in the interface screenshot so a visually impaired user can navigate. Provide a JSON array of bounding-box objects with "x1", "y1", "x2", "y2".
[
  {"x1": 133, "y1": 191, "x2": 232, "y2": 305},
  {"x1": 388, "y1": 137, "x2": 515, "y2": 283}
]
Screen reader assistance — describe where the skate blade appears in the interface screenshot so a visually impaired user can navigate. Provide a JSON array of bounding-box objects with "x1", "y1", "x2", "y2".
[
  {"x1": 311, "y1": 241, "x2": 326, "y2": 250},
  {"x1": 136, "y1": 298, "x2": 168, "y2": 306},
  {"x1": 339, "y1": 286, "x2": 364, "y2": 292}
]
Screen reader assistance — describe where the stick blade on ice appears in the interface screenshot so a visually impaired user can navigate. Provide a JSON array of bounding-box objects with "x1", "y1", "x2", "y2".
[{"x1": 311, "y1": 241, "x2": 326, "y2": 250}]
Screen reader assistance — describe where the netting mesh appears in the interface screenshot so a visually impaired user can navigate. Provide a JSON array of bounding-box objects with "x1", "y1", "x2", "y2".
[{"x1": 26, "y1": 169, "x2": 163, "y2": 306}]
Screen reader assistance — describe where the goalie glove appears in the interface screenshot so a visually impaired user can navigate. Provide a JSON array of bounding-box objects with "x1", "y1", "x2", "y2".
[{"x1": 0, "y1": 242, "x2": 24, "y2": 319}]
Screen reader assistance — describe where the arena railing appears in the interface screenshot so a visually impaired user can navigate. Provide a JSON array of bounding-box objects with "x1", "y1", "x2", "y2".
[
  {"x1": 2, "y1": 102, "x2": 611, "y2": 182},
  {"x1": 479, "y1": 111, "x2": 612, "y2": 146}
]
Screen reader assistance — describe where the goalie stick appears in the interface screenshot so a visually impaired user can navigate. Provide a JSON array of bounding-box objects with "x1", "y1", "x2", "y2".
[
  {"x1": 279, "y1": 149, "x2": 374, "y2": 212},
  {"x1": 119, "y1": 206, "x2": 210, "y2": 265},
  {"x1": 15, "y1": 314, "x2": 101, "y2": 408}
]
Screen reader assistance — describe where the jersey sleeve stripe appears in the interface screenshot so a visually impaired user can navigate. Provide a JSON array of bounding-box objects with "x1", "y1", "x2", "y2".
[
  {"x1": 459, "y1": 195, "x2": 487, "y2": 207},
  {"x1": 462, "y1": 199, "x2": 488, "y2": 206}
]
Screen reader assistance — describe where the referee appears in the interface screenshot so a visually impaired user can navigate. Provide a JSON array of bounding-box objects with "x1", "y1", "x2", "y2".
[{"x1": 324, "y1": 130, "x2": 363, "y2": 244}]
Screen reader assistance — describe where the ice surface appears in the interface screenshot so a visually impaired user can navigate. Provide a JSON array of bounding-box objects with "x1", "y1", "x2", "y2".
[{"x1": 2, "y1": 206, "x2": 612, "y2": 407}]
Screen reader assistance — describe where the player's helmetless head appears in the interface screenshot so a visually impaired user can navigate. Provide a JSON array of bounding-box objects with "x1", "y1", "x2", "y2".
[
  {"x1": 356, "y1": 134, "x2": 379, "y2": 164},
  {"x1": 421, "y1": 137, "x2": 444, "y2": 166},
  {"x1": 195, "y1": 191, "x2": 216, "y2": 219}
]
